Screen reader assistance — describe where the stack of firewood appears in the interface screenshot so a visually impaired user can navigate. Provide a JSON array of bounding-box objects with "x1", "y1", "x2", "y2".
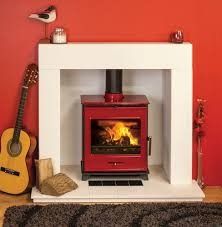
[{"x1": 35, "y1": 158, "x2": 78, "y2": 196}]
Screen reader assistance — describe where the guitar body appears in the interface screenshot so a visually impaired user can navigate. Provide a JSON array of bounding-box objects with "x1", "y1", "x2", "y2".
[{"x1": 0, "y1": 128, "x2": 31, "y2": 194}]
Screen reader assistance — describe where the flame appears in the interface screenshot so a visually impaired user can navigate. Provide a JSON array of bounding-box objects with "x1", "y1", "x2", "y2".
[{"x1": 104, "y1": 122, "x2": 138, "y2": 145}]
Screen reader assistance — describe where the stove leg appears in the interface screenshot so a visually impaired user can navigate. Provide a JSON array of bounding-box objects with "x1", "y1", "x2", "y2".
[
  {"x1": 141, "y1": 174, "x2": 148, "y2": 181},
  {"x1": 82, "y1": 173, "x2": 90, "y2": 181}
]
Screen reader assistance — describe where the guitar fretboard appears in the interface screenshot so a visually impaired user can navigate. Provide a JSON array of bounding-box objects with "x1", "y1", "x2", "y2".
[{"x1": 12, "y1": 86, "x2": 28, "y2": 143}]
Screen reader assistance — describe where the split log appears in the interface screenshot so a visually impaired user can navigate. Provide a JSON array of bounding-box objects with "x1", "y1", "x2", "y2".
[
  {"x1": 40, "y1": 173, "x2": 78, "y2": 196},
  {"x1": 35, "y1": 158, "x2": 53, "y2": 190}
]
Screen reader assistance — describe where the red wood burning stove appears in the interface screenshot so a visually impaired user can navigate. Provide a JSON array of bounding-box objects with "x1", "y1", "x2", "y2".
[{"x1": 81, "y1": 70, "x2": 150, "y2": 180}]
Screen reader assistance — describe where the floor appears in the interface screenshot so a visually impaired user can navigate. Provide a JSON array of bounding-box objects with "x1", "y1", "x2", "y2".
[
  {"x1": 32, "y1": 165, "x2": 204, "y2": 203},
  {"x1": 0, "y1": 192, "x2": 32, "y2": 227},
  {"x1": 0, "y1": 187, "x2": 222, "y2": 226}
]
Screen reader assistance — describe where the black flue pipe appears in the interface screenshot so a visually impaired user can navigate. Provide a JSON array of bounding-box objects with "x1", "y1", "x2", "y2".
[{"x1": 105, "y1": 69, "x2": 122, "y2": 94}]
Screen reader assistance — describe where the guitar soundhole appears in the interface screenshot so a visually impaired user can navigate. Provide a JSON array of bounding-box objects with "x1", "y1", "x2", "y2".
[{"x1": 8, "y1": 140, "x2": 22, "y2": 157}]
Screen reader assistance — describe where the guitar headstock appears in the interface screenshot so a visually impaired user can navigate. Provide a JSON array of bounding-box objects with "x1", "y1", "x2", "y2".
[{"x1": 23, "y1": 63, "x2": 38, "y2": 87}]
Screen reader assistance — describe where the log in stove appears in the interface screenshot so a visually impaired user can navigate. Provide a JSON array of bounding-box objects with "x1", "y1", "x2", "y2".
[{"x1": 81, "y1": 70, "x2": 150, "y2": 180}]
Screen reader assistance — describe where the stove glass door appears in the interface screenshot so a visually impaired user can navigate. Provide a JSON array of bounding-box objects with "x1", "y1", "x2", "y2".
[{"x1": 91, "y1": 119, "x2": 141, "y2": 154}]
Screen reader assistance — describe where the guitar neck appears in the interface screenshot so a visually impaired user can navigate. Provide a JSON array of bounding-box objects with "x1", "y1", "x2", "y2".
[{"x1": 12, "y1": 86, "x2": 29, "y2": 143}]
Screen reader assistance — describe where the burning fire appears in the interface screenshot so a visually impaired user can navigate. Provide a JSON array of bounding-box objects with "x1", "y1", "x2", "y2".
[{"x1": 104, "y1": 121, "x2": 139, "y2": 146}]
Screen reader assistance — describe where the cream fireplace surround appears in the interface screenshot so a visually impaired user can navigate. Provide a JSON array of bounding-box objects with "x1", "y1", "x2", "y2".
[{"x1": 33, "y1": 42, "x2": 204, "y2": 202}]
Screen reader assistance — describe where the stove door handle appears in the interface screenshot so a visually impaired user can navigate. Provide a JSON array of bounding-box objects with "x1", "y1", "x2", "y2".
[{"x1": 147, "y1": 136, "x2": 152, "y2": 156}]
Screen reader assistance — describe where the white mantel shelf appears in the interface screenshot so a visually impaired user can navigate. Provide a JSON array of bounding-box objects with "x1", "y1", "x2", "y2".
[
  {"x1": 39, "y1": 42, "x2": 192, "y2": 70},
  {"x1": 36, "y1": 42, "x2": 204, "y2": 202}
]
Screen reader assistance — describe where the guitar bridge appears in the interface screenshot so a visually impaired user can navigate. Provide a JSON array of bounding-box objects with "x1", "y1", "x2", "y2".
[{"x1": 0, "y1": 167, "x2": 20, "y2": 176}]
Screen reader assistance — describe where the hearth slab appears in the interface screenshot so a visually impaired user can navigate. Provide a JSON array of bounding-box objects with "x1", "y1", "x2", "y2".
[{"x1": 31, "y1": 165, "x2": 204, "y2": 203}]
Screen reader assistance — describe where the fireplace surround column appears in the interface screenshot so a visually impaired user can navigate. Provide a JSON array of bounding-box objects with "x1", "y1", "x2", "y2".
[{"x1": 39, "y1": 68, "x2": 61, "y2": 173}]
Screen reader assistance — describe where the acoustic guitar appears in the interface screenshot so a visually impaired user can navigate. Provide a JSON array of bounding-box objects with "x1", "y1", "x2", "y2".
[{"x1": 0, "y1": 64, "x2": 38, "y2": 194}]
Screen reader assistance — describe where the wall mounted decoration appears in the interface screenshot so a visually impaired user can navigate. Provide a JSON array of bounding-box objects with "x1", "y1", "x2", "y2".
[{"x1": 29, "y1": 5, "x2": 57, "y2": 39}]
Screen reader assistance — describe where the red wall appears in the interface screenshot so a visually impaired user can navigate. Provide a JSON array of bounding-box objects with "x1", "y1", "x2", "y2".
[{"x1": 0, "y1": 1, "x2": 221, "y2": 185}]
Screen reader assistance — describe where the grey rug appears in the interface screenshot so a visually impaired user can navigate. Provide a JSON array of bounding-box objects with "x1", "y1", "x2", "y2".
[{"x1": 3, "y1": 203, "x2": 222, "y2": 227}]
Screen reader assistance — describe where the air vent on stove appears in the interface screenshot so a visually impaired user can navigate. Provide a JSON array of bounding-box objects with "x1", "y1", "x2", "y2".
[{"x1": 88, "y1": 180, "x2": 143, "y2": 186}]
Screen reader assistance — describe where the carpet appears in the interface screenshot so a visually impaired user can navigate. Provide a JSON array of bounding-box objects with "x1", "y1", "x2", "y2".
[{"x1": 3, "y1": 203, "x2": 222, "y2": 227}]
